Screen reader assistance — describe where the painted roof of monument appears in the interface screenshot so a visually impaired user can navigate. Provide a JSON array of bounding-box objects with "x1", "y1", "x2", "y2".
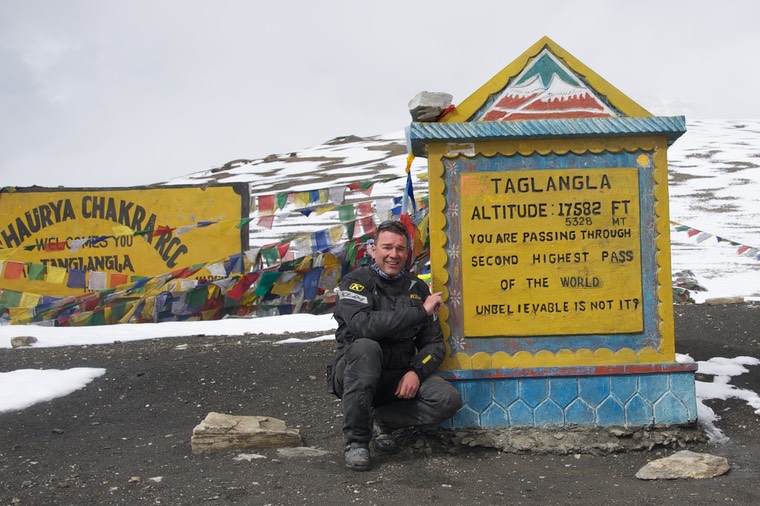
[
  {"x1": 445, "y1": 36, "x2": 652, "y2": 122},
  {"x1": 407, "y1": 36, "x2": 685, "y2": 154}
]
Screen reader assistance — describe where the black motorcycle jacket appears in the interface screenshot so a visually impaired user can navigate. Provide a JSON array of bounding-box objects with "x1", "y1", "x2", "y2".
[{"x1": 330, "y1": 265, "x2": 445, "y2": 381}]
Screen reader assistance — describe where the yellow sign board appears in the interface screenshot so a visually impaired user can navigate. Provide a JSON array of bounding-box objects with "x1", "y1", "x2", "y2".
[
  {"x1": 460, "y1": 168, "x2": 642, "y2": 336},
  {"x1": 0, "y1": 184, "x2": 248, "y2": 296}
]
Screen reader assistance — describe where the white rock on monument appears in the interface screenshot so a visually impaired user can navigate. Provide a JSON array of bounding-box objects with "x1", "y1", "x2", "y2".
[{"x1": 408, "y1": 91, "x2": 453, "y2": 122}]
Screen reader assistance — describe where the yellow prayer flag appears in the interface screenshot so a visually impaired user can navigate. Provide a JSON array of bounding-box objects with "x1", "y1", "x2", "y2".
[
  {"x1": 217, "y1": 220, "x2": 238, "y2": 236},
  {"x1": 9, "y1": 307, "x2": 34, "y2": 324},
  {"x1": 271, "y1": 274, "x2": 299, "y2": 296},
  {"x1": 296, "y1": 255, "x2": 312, "y2": 271},
  {"x1": 294, "y1": 192, "x2": 310, "y2": 208},
  {"x1": 19, "y1": 292, "x2": 42, "y2": 308},
  {"x1": 328, "y1": 225, "x2": 344, "y2": 245},
  {"x1": 47, "y1": 266, "x2": 67, "y2": 284},
  {"x1": 417, "y1": 214, "x2": 430, "y2": 248},
  {"x1": 117, "y1": 301, "x2": 140, "y2": 324},
  {"x1": 104, "y1": 306, "x2": 113, "y2": 324},
  {"x1": 68, "y1": 313, "x2": 91, "y2": 326},
  {"x1": 142, "y1": 298, "x2": 155, "y2": 319},
  {"x1": 315, "y1": 204, "x2": 336, "y2": 216},
  {"x1": 323, "y1": 252, "x2": 340, "y2": 267},
  {"x1": 112, "y1": 224, "x2": 134, "y2": 237}
]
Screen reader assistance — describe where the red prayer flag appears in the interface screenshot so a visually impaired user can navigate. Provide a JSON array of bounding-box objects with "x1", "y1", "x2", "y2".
[
  {"x1": 45, "y1": 241, "x2": 67, "y2": 252},
  {"x1": 257, "y1": 215, "x2": 275, "y2": 229},
  {"x1": 275, "y1": 241, "x2": 291, "y2": 259},
  {"x1": 109, "y1": 273, "x2": 128, "y2": 287},
  {"x1": 152, "y1": 225, "x2": 174, "y2": 237},
  {"x1": 257, "y1": 195, "x2": 275, "y2": 215},
  {"x1": 227, "y1": 273, "x2": 260, "y2": 300},
  {"x1": 359, "y1": 216, "x2": 376, "y2": 236},
  {"x1": 3, "y1": 261, "x2": 25, "y2": 279},
  {"x1": 357, "y1": 201, "x2": 373, "y2": 217}
]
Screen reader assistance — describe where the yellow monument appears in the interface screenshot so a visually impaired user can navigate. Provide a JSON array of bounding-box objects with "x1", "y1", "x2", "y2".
[{"x1": 407, "y1": 37, "x2": 696, "y2": 428}]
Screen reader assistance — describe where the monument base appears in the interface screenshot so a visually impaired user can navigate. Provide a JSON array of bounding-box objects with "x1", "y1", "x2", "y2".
[
  {"x1": 438, "y1": 363, "x2": 697, "y2": 429},
  {"x1": 428, "y1": 424, "x2": 705, "y2": 455}
]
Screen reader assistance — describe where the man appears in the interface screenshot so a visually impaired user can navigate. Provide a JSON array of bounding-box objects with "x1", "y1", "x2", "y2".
[{"x1": 327, "y1": 220, "x2": 462, "y2": 471}]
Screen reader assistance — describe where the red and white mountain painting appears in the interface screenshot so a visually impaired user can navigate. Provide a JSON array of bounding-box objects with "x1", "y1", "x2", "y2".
[{"x1": 478, "y1": 49, "x2": 618, "y2": 121}]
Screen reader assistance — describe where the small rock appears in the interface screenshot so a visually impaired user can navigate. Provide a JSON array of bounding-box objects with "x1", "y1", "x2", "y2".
[
  {"x1": 704, "y1": 296, "x2": 744, "y2": 306},
  {"x1": 11, "y1": 336, "x2": 38, "y2": 348},
  {"x1": 128, "y1": 476, "x2": 142, "y2": 484},
  {"x1": 234, "y1": 453, "x2": 267, "y2": 462},
  {"x1": 635, "y1": 450, "x2": 730, "y2": 480}
]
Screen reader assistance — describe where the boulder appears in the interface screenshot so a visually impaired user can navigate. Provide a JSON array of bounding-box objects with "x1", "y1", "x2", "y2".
[
  {"x1": 191, "y1": 412, "x2": 302, "y2": 454},
  {"x1": 635, "y1": 450, "x2": 730, "y2": 480},
  {"x1": 10, "y1": 336, "x2": 38, "y2": 348}
]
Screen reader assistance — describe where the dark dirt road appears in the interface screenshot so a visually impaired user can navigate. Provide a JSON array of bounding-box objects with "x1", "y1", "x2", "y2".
[{"x1": 2, "y1": 303, "x2": 760, "y2": 505}]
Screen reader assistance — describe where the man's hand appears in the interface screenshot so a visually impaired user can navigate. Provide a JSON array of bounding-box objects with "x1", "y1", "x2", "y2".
[
  {"x1": 395, "y1": 371, "x2": 420, "y2": 399},
  {"x1": 422, "y1": 292, "x2": 443, "y2": 316}
]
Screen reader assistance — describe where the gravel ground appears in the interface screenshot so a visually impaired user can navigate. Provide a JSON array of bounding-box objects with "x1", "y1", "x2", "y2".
[{"x1": 1, "y1": 303, "x2": 760, "y2": 505}]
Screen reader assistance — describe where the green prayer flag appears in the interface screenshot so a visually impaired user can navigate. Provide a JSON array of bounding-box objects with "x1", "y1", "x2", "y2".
[
  {"x1": 276, "y1": 192, "x2": 289, "y2": 209},
  {"x1": 28, "y1": 263, "x2": 46, "y2": 281},
  {"x1": 109, "y1": 301, "x2": 127, "y2": 322},
  {"x1": 261, "y1": 246, "x2": 281, "y2": 267},
  {"x1": 337, "y1": 204, "x2": 355, "y2": 222},
  {"x1": 236, "y1": 217, "x2": 254, "y2": 229},
  {"x1": 88, "y1": 310, "x2": 106, "y2": 326},
  {"x1": 338, "y1": 205, "x2": 356, "y2": 239},
  {"x1": 0, "y1": 289, "x2": 22, "y2": 310},
  {"x1": 186, "y1": 286, "x2": 209, "y2": 310},
  {"x1": 254, "y1": 271, "x2": 281, "y2": 296},
  {"x1": 344, "y1": 222, "x2": 355, "y2": 240},
  {"x1": 345, "y1": 242, "x2": 358, "y2": 267}
]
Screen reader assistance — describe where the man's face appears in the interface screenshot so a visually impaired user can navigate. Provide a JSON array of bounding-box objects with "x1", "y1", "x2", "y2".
[{"x1": 372, "y1": 230, "x2": 407, "y2": 277}]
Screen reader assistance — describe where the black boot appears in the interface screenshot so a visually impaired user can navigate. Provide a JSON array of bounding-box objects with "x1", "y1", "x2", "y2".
[{"x1": 344, "y1": 442, "x2": 371, "y2": 471}]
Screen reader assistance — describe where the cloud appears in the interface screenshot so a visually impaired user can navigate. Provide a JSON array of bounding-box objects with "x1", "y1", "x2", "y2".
[{"x1": 1, "y1": 1, "x2": 760, "y2": 187}]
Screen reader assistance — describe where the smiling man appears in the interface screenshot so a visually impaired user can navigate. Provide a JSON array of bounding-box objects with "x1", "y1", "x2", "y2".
[{"x1": 327, "y1": 220, "x2": 462, "y2": 471}]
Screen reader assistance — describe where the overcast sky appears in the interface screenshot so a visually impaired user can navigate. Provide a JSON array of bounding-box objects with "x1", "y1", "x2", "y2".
[{"x1": 2, "y1": 0, "x2": 759, "y2": 188}]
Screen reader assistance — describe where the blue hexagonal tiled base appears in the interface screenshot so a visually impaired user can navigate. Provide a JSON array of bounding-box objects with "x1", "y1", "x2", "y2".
[{"x1": 438, "y1": 363, "x2": 697, "y2": 428}]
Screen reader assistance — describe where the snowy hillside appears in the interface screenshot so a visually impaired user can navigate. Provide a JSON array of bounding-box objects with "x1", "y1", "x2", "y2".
[{"x1": 164, "y1": 119, "x2": 760, "y2": 301}]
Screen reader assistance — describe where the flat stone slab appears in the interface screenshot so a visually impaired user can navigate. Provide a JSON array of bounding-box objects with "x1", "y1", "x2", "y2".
[
  {"x1": 276, "y1": 447, "x2": 331, "y2": 458},
  {"x1": 635, "y1": 450, "x2": 730, "y2": 480},
  {"x1": 191, "y1": 412, "x2": 302, "y2": 454}
]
